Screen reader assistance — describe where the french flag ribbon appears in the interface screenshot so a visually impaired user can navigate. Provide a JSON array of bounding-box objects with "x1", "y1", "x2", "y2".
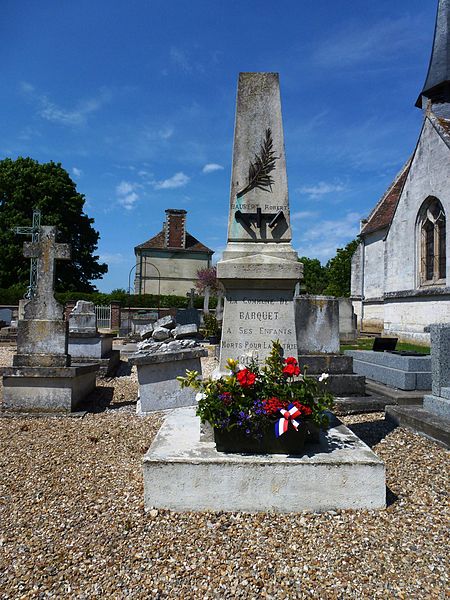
[{"x1": 275, "y1": 403, "x2": 302, "y2": 438}]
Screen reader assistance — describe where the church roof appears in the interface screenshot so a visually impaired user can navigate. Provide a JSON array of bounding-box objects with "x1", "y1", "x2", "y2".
[
  {"x1": 135, "y1": 230, "x2": 214, "y2": 254},
  {"x1": 360, "y1": 159, "x2": 412, "y2": 237},
  {"x1": 416, "y1": 0, "x2": 450, "y2": 107}
]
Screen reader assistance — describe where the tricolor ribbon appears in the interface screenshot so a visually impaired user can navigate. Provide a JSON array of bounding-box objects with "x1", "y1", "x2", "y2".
[{"x1": 275, "y1": 403, "x2": 302, "y2": 438}]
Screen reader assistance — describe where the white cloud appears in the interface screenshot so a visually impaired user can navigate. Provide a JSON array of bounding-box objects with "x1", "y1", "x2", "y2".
[
  {"x1": 298, "y1": 182, "x2": 346, "y2": 199},
  {"x1": 20, "y1": 81, "x2": 35, "y2": 94},
  {"x1": 202, "y1": 163, "x2": 224, "y2": 174},
  {"x1": 72, "y1": 167, "x2": 83, "y2": 178},
  {"x1": 154, "y1": 172, "x2": 190, "y2": 190},
  {"x1": 21, "y1": 83, "x2": 110, "y2": 127},
  {"x1": 159, "y1": 126, "x2": 174, "y2": 140},
  {"x1": 116, "y1": 180, "x2": 140, "y2": 210},
  {"x1": 99, "y1": 252, "x2": 126, "y2": 265},
  {"x1": 296, "y1": 211, "x2": 362, "y2": 262},
  {"x1": 312, "y1": 15, "x2": 426, "y2": 69}
]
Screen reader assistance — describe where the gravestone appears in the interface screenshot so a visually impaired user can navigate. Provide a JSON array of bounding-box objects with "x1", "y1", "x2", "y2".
[
  {"x1": 177, "y1": 289, "x2": 200, "y2": 327},
  {"x1": 338, "y1": 298, "x2": 357, "y2": 343},
  {"x1": 69, "y1": 300, "x2": 97, "y2": 334},
  {"x1": 386, "y1": 324, "x2": 450, "y2": 447},
  {"x1": 0, "y1": 309, "x2": 12, "y2": 326},
  {"x1": 295, "y1": 295, "x2": 340, "y2": 354},
  {"x1": 423, "y1": 324, "x2": 450, "y2": 419},
  {"x1": 1, "y1": 225, "x2": 98, "y2": 413},
  {"x1": 217, "y1": 73, "x2": 302, "y2": 370},
  {"x1": 68, "y1": 300, "x2": 120, "y2": 376},
  {"x1": 14, "y1": 227, "x2": 71, "y2": 368}
]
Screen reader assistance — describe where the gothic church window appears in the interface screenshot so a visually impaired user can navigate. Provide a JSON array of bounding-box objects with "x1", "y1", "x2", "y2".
[{"x1": 418, "y1": 197, "x2": 446, "y2": 285}]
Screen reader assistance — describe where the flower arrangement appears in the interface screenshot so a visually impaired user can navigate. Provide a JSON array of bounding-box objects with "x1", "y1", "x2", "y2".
[{"x1": 178, "y1": 341, "x2": 334, "y2": 446}]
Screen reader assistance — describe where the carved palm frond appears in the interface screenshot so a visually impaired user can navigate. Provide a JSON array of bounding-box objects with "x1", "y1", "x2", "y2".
[{"x1": 237, "y1": 128, "x2": 278, "y2": 197}]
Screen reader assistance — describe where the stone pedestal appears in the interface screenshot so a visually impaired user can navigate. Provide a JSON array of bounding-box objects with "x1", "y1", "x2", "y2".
[
  {"x1": 297, "y1": 354, "x2": 366, "y2": 396},
  {"x1": 14, "y1": 319, "x2": 69, "y2": 367},
  {"x1": 129, "y1": 348, "x2": 208, "y2": 414},
  {"x1": 219, "y1": 257, "x2": 301, "y2": 369},
  {"x1": 143, "y1": 407, "x2": 386, "y2": 513},
  {"x1": 295, "y1": 295, "x2": 340, "y2": 354},
  {"x1": 1, "y1": 364, "x2": 98, "y2": 413}
]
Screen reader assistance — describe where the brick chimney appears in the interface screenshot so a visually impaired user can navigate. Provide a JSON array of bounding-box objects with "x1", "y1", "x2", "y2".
[{"x1": 164, "y1": 209, "x2": 187, "y2": 249}]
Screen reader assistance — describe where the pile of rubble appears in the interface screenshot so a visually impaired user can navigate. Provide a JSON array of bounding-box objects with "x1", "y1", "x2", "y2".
[{"x1": 136, "y1": 315, "x2": 202, "y2": 355}]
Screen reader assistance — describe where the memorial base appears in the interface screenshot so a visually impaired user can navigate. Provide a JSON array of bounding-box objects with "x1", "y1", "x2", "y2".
[
  {"x1": 143, "y1": 407, "x2": 386, "y2": 513},
  {"x1": 1, "y1": 364, "x2": 99, "y2": 413}
]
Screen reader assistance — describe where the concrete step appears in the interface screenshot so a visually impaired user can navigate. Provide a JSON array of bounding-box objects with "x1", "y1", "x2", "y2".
[
  {"x1": 334, "y1": 396, "x2": 393, "y2": 415},
  {"x1": 385, "y1": 405, "x2": 450, "y2": 448},
  {"x1": 365, "y1": 380, "x2": 426, "y2": 406},
  {"x1": 312, "y1": 373, "x2": 366, "y2": 396}
]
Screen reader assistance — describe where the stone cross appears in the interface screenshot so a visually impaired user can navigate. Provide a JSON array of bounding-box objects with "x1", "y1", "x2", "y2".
[
  {"x1": 22, "y1": 226, "x2": 71, "y2": 320},
  {"x1": 186, "y1": 288, "x2": 197, "y2": 309},
  {"x1": 14, "y1": 207, "x2": 41, "y2": 299}
]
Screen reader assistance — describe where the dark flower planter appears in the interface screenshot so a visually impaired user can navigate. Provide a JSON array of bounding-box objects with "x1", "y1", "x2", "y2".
[
  {"x1": 208, "y1": 335, "x2": 220, "y2": 344},
  {"x1": 214, "y1": 421, "x2": 309, "y2": 455}
]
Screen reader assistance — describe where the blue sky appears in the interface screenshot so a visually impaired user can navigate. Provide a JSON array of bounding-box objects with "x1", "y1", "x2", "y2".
[{"x1": 1, "y1": 0, "x2": 438, "y2": 291}]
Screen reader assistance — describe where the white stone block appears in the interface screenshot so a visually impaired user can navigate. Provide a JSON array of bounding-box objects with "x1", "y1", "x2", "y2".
[{"x1": 143, "y1": 407, "x2": 386, "y2": 513}]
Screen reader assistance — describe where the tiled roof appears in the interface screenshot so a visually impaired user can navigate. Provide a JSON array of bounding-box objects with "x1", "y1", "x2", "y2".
[
  {"x1": 135, "y1": 230, "x2": 213, "y2": 254},
  {"x1": 360, "y1": 160, "x2": 412, "y2": 237}
]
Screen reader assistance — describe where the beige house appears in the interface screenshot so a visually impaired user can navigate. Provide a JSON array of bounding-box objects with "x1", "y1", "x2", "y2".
[{"x1": 134, "y1": 209, "x2": 214, "y2": 296}]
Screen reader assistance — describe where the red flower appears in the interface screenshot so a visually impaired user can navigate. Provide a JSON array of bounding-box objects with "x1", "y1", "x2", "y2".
[
  {"x1": 285, "y1": 356, "x2": 298, "y2": 365},
  {"x1": 263, "y1": 397, "x2": 285, "y2": 415},
  {"x1": 283, "y1": 357, "x2": 300, "y2": 377},
  {"x1": 236, "y1": 368, "x2": 256, "y2": 387},
  {"x1": 291, "y1": 401, "x2": 312, "y2": 416},
  {"x1": 282, "y1": 363, "x2": 300, "y2": 377}
]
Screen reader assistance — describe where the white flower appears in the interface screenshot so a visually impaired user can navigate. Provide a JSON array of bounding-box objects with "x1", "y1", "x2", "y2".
[
  {"x1": 195, "y1": 392, "x2": 207, "y2": 402},
  {"x1": 319, "y1": 373, "x2": 330, "y2": 382}
]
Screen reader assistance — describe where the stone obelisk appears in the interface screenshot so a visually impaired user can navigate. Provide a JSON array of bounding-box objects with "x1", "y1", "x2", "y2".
[{"x1": 217, "y1": 73, "x2": 303, "y2": 370}]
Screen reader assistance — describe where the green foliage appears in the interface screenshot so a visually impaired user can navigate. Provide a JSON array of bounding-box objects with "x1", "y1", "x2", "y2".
[
  {"x1": 298, "y1": 256, "x2": 328, "y2": 295},
  {"x1": 299, "y1": 238, "x2": 360, "y2": 298},
  {"x1": 0, "y1": 285, "x2": 214, "y2": 310},
  {"x1": 178, "y1": 341, "x2": 334, "y2": 437},
  {"x1": 0, "y1": 157, "x2": 107, "y2": 292},
  {"x1": 203, "y1": 313, "x2": 220, "y2": 336},
  {"x1": 324, "y1": 239, "x2": 360, "y2": 298}
]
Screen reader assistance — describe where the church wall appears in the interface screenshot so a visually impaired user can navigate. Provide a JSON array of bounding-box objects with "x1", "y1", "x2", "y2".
[
  {"x1": 384, "y1": 119, "x2": 450, "y2": 293},
  {"x1": 362, "y1": 229, "x2": 385, "y2": 300},
  {"x1": 383, "y1": 295, "x2": 450, "y2": 345}
]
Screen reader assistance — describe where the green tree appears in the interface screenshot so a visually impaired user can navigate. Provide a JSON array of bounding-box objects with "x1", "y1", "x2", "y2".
[
  {"x1": 298, "y1": 256, "x2": 328, "y2": 294},
  {"x1": 0, "y1": 157, "x2": 107, "y2": 291},
  {"x1": 324, "y1": 238, "x2": 359, "y2": 297}
]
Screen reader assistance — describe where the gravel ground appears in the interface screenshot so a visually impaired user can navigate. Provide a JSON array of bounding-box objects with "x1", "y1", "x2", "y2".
[{"x1": 0, "y1": 346, "x2": 448, "y2": 599}]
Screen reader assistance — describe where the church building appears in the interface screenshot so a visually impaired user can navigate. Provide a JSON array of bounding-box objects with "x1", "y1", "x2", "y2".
[
  {"x1": 351, "y1": 0, "x2": 450, "y2": 344},
  {"x1": 134, "y1": 209, "x2": 214, "y2": 296}
]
